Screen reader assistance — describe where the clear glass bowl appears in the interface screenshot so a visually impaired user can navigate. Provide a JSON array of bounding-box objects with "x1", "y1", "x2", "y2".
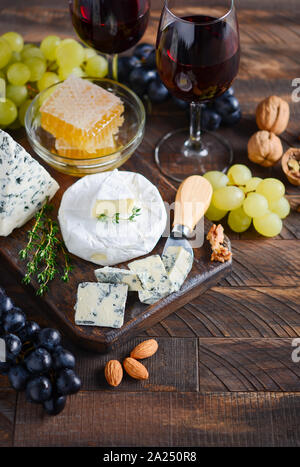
[{"x1": 25, "y1": 78, "x2": 145, "y2": 176}]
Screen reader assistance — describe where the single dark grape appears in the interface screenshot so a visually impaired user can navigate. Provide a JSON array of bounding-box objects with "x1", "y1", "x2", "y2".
[
  {"x1": 213, "y1": 95, "x2": 240, "y2": 117},
  {"x1": 37, "y1": 328, "x2": 61, "y2": 351},
  {"x1": 3, "y1": 307, "x2": 26, "y2": 334},
  {"x1": 43, "y1": 395, "x2": 67, "y2": 416},
  {"x1": 221, "y1": 108, "x2": 241, "y2": 126},
  {"x1": 18, "y1": 321, "x2": 41, "y2": 343},
  {"x1": 56, "y1": 369, "x2": 81, "y2": 395},
  {"x1": 201, "y1": 109, "x2": 222, "y2": 131},
  {"x1": 147, "y1": 78, "x2": 170, "y2": 103},
  {"x1": 0, "y1": 296, "x2": 14, "y2": 318},
  {"x1": 129, "y1": 67, "x2": 157, "y2": 97},
  {"x1": 26, "y1": 375, "x2": 52, "y2": 403},
  {"x1": 52, "y1": 347, "x2": 75, "y2": 370},
  {"x1": 8, "y1": 364, "x2": 30, "y2": 391},
  {"x1": 144, "y1": 49, "x2": 156, "y2": 69},
  {"x1": 222, "y1": 87, "x2": 235, "y2": 97},
  {"x1": 118, "y1": 55, "x2": 141, "y2": 83},
  {"x1": 4, "y1": 333, "x2": 22, "y2": 361},
  {"x1": 25, "y1": 347, "x2": 52, "y2": 374},
  {"x1": 133, "y1": 43, "x2": 155, "y2": 61}
]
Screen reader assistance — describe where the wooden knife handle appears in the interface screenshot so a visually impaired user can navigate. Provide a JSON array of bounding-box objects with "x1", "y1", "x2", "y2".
[{"x1": 173, "y1": 175, "x2": 213, "y2": 232}]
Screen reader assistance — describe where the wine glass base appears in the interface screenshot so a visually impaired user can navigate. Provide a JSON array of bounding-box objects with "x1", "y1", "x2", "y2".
[{"x1": 155, "y1": 127, "x2": 234, "y2": 183}]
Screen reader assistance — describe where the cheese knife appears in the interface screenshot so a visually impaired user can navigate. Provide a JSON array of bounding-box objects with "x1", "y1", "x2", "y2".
[{"x1": 162, "y1": 175, "x2": 213, "y2": 260}]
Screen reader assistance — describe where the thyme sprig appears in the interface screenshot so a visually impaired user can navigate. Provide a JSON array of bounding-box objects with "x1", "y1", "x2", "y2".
[
  {"x1": 97, "y1": 206, "x2": 141, "y2": 224},
  {"x1": 19, "y1": 200, "x2": 73, "y2": 296}
]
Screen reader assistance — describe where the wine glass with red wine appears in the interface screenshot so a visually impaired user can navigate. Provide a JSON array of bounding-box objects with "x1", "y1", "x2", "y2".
[
  {"x1": 155, "y1": 0, "x2": 240, "y2": 182},
  {"x1": 69, "y1": 0, "x2": 151, "y2": 80}
]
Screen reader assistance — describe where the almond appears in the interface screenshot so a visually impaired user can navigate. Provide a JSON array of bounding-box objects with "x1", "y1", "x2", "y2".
[
  {"x1": 130, "y1": 339, "x2": 158, "y2": 359},
  {"x1": 104, "y1": 360, "x2": 123, "y2": 387},
  {"x1": 123, "y1": 357, "x2": 149, "y2": 380}
]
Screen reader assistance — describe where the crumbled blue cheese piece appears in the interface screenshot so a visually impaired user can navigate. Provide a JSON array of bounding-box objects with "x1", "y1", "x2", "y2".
[
  {"x1": 0, "y1": 129, "x2": 59, "y2": 237},
  {"x1": 94, "y1": 266, "x2": 145, "y2": 291},
  {"x1": 128, "y1": 255, "x2": 172, "y2": 305},
  {"x1": 74, "y1": 282, "x2": 128, "y2": 328},
  {"x1": 162, "y1": 246, "x2": 193, "y2": 292}
]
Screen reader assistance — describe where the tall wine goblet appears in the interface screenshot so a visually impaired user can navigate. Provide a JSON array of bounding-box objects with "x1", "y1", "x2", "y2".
[
  {"x1": 69, "y1": 0, "x2": 151, "y2": 80},
  {"x1": 155, "y1": 0, "x2": 240, "y2": 182}
]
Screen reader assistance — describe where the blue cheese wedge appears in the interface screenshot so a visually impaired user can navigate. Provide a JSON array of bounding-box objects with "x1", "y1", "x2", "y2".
[
  {"x1": 162, "y1": 246, "x2": 193, "y2": 292},
  {"x1": 74, "y1": 282, "x2": 128, "y2": 328},
  {"x1": 0, "y1": 130, "x2": 59, "y2": 237},
  {"x1": 128, "y1": 255, "x2": 172, "y2": 305},
  {"x1": 94, "y1": 266, "x2": 145, "y2": 291}
]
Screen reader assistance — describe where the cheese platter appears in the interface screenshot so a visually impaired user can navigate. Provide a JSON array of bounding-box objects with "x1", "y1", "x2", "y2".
[{"x1": 0, "y1": 128, "x2": 232, "y2": 352}]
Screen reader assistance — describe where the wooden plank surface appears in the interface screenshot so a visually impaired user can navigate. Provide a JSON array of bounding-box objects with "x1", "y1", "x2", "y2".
[
  {"x1": 14, "y1": 391, "x2": 300, "y2": 447},
  {"x1": 0, "y1": 0, "x2": 299, "y2": 448},
  {"x1": 199, "y1": 338, "x2": 300, "y2": 392}
]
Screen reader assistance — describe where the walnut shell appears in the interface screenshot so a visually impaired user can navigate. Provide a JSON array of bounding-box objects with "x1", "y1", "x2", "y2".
[
  {"x1": 281, "y1": 148, "x2": 300, "y2": 186},
  {"x1": 256, "y1": 95, "x2": 289, "y2": 135},
  {"x1": 248, "y1": 130, "x2": 283, "y2": 167}
]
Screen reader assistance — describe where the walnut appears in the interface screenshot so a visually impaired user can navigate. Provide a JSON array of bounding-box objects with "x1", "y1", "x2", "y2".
[
  {"x1": 247, "y1": 130, "x2": 283, "y2": 167},
  {"x1": 281, "y1": 147, "x2": 300, "y2": 186},
  {"x1": 207, "y1": 224, "x2": 232, "y2": 263},
  {"x1": 256, "y1": 95, "x2": 289, "y2": 135}
]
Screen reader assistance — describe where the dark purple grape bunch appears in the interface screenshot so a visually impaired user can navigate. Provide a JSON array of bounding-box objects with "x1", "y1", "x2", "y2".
[
  {"x1": 172, "y1": 86, "x2": 241, "y2": 131},
  {"x1": 0, "y1": 287, "x2": 81, "y2": 416},
  {"x1": 118, "y1": 43, "x2": 170, "y2": 103}
]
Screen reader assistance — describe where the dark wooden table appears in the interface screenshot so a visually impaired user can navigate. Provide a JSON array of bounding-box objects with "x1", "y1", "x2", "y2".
[{"x1": 0, "y1": 0, "x2": 300, "y2": 447}]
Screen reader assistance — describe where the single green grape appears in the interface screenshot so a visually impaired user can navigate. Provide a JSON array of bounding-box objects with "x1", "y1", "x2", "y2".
[
  {"x1": 1, "y1": 32, "x2": 24, "y2": 53},
  {"x1": 58, "y1": 66, "x2": 85, "y2": 80},
  {"x1": 205, "y1": 203, "x2": 227, "y2": 221},
  {"x1": 37, "y1": 72, "x2": 59, "y2": 91},
  {"x1": 244, "y1": 177, "x2": 263, "y2": 193},
  {"x1": 269, "y1": 197, "x2": 290, "y2": 219},
  {"x1": 256, "y1": 178, "x2": 285, "y2": 202},
  {"x1": 85, "y1": 55, "x2": 108, "y2": 78},
  {"x1": 253, "y1": 212, "x2": 282, "y2": 237},
  {"x1": 21, "y1": 46, "x2": 45, "y2": 61},
  {"x1": 7, "y1": 62, "x2": 30, "y2": 85},
  {"x1": 18, "y1": 99, "x2": 32, "y2": 126},
  {"x1": 227, "y1": 164, "x2": 252, "y2": 185},
  {"x1": 0, "y1": 38, "x2": 12, "y2": 69},
  {"x1": 6, "y1": 84, "x2": 28, "y2": 107},
  {"x1": 84, "y1": 48, "x2": 97, "y2": 61},
  {"x1": 243, "y1": 192, "x2": 268, "y2": 218},
  {"x1": 203, "y1": 171, "x2": 229, "y2": 191},
  {"x1": 212, "y1": 186, "x2": 245, "y2": 211},
  {"x1": 56, "y1": 39, "x2": 85, "y2": 69},
  {"x1": 0, "y1": 98, "x2": 18, "y2": 126},
  {"x1": 228, "y1": 207, "x2": 252, "y2": 233},
  {"x1": 24, "y1": 57, "x2": 46, "y2": 82},
  {"x1": 40, "y1": 35, "x2": 61, "y2": 61}
]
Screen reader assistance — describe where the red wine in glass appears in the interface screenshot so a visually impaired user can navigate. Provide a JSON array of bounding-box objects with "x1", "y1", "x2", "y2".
[
  {"x1": 156, "y1": 14, "x2": 240, "y2": 102},
  {"x1": 69, "y1": 0, "x2": 151, "y2": 55}
]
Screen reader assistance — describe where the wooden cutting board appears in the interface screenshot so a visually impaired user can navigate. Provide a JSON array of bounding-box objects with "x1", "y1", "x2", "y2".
[{"x1": 0, "y1": 134, "x2": 232, "y2": 353}]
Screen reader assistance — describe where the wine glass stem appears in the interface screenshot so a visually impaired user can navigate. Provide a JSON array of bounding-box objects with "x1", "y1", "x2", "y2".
[
  {"x1": 183, "y1": 102, "x2": 208, "y2": 158},
  {"x1": 106, "y1": 53, "x2": 118, "y2": 81}
]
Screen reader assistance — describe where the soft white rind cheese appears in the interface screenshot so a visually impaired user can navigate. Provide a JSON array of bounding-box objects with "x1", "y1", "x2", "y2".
[
  {"x1": 129, "y1": 255, "x2": 172, "y2": 305},
  {"x1": 58, "y1": 170, "x2": 167, "y2": 266},
  {"x1": 0, "y1": 130, "x2": 59, "y2": 237},
  {"x1": 74, "y1": 282, "x2": 128, "y2": 328},
  {"x1": 162, "y1": 246, "x2": 193, "y2": 292},
  {"x1": 94, "y1": 266, "x2": 145, "y2": 291}
]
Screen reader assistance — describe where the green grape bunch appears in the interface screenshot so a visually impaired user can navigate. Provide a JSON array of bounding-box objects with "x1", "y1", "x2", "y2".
[
  {"x1": 0, "y1": 32, "x2": 108, "y2": 130},
  {"x1": 204, "y1": 164, "x2": 290, "y2": 237}
]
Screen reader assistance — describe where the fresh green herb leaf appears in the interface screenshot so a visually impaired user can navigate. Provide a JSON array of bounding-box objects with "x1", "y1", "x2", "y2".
[
  {"x1": 97, "y1": 206, "x2": 142, "y2": 223},
  {"x1": 19, "y1": 199, "x2": 73, "y2": 296}
]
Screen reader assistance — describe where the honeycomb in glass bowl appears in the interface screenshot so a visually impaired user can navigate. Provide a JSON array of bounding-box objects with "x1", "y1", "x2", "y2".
[{"x1": 40, "y1": 76, "x2": 124, "y2": 153}]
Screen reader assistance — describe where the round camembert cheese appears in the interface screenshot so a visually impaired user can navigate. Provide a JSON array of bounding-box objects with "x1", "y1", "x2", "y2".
[{"x1": 58, "y1": 170, "x2": 167, "y2": 265}]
